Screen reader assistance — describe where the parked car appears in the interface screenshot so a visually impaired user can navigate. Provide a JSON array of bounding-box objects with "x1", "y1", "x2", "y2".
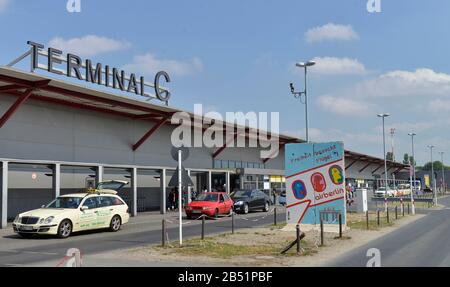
[
  {"x1": 185, "y1": 192, "x2": 233, "y2": 219},
  {"x1": 374, "y1": 187, "x2": 395, "y2": 197},
  {"x1": 231, "y1": 189, "x2": 270, "y2": 214},
  {"x1": 278, "y1": 191, "x2": 286, "y2": 206},
  {"x1": 12, "y1": 180, "x2": 130, "y2": 239}
]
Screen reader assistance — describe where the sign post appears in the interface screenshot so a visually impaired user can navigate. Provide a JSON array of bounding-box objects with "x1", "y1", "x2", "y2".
[
  {"x1": 178, "y1": 149, "x2": 182, "y2": 245},
  {"x1": 170, "y1": 146, "x2": 191, "y2": 246}
]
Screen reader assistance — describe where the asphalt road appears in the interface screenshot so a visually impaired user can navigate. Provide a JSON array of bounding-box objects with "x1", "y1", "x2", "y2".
[
  {"x1": 326, "y1": 196, "x2": 450, "y2": 267},
  {"x1": 0, "y1": 209, "x2": 285, "y2": 267}
]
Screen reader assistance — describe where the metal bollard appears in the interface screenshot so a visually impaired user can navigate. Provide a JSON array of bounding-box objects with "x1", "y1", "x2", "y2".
[
  {"x1": 320, "y1": 218, "x2": 324, "y2": 246},
  {"x1": 408, "y1": 203, "x2": 410, "y2": 215},
  {"x1": 162, "y1": 219, "x2": 166, "y2": 247},
  {"x1": 201, "y1": 215, "x2": 205, "y2": 240},
  {"x1": 395, "y1": 206, "x2": 398, "y2": 220},
  {"x1": 296, "y1": 224, "x2": 301, "y2": 254},
  {"x1": 377, "y1": 209, "x2": 380, "y2": 226},
  {"x1": 274, "y1": 207, "x2": 277, "y2": 226},
  {"x1": 366, "y1": 210, "x2": 369, "y2": 230},
  {"x1": 338, "y1": 213, "x2": 342, "y2": 238},
  {"x1": 387, "y1": 208, "x2": 390, "y2": 224},
  {"x1": 402, "y1": 203, "x2": 405, "y2": 217},
  {"x1": 231, "y1": 211, "x2": 235, "y2": 234}
]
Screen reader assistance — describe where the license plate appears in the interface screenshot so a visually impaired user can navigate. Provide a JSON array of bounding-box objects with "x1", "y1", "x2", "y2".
[
  {"x1": 20, "y1": 226, "x2": 33, "y2": 231},
  {"x1": 192, "y1": 210, "x2": 201, "y2": 214}
]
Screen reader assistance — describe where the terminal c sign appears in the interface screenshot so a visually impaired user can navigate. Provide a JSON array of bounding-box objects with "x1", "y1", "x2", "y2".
[{"x1": 27, "y1": 41, "x2": 171, "y2": 104}]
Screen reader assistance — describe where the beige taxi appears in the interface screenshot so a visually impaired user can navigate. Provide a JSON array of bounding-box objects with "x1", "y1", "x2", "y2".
[{"x1": 12, "y1": 181, "x2": 130, "y2": 238}]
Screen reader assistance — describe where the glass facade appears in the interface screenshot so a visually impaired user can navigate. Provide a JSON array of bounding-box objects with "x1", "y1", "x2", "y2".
[{"x1": 214, "y1": 159, "x2": 265, "y2": 169}]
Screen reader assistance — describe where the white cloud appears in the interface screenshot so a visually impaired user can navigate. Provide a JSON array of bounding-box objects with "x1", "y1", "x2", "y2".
[
  {"x1": 317, "y1": 68, "x2": 450, "y2": 118},
  {"x1": 316, "y1": 95, "x2": 370, "y2": 116},
  {"x1": 309, "y1": 57, "x2": 367, "y2": 75},
  {"x1": 305, "y1": 23, "x2": 358, "y2": 43},
  {"x1": 124, "y1": 53, "x2": 203, "y2": 77},
  {"x1": 48, "y1": 35, "x2": 131, "y2": 57},
  {"x1": 352, "y1": 68, "x2": 450, "y2": 99}
]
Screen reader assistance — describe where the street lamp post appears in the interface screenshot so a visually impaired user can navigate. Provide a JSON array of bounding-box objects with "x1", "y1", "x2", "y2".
[
  {"x1": 378, "y1": 113, "x2": 390, "y2": 212},
  {"x1": 290, "y1": 60, "x2": 316, "y2": 142},
  {"x1": 428, "y1": 145, "x2": 437, "y2": 206},
  {"x1": 439, "y1": 151, "x2": 445, "y2": 195},
  {"x1": 408, "y1": 132, "x2": 416, "y2": 215}
]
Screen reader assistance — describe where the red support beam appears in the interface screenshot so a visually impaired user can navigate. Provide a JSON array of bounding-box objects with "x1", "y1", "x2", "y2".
[
  {"x1": 213, "y1": 133, "x2": 239, "y2": 159},
  {"x1": 133, "y1": 116, "x2": 170, "y2": 151},
  {"x1": 372, "y1": 164, "x2": 384, "y2": 174},
  {"x1": 133, "y1": 114, "x2": 165, "y2": 120},
  {"x1": 359, "y1": 162, "x2": 375, "y2": 173},
  {"x1": 392, "y1": 167, "x2": 405, "y2": 174},
  {"x1": 381, "y1": 166, "x2": 394, "y2": 175},
  {"x1": 0, "y1": 80, "x2": 51, "y2": 129},
  {"x1": 345, "y1": 158, "x2": 360, "y2": 170},
  {"x1": 0, "y1": 84, "x2": 26, "y2": 93},
  {"x1": 0, "y1": 88, "x2": 33, "y2": 128}
]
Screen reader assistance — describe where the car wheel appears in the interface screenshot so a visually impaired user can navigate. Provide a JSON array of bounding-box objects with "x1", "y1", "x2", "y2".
[
  {"x1": 214, "y1": 209, "x2": 219, "y2": 218},
  {"x1": 263, "y1": 202, "x2": 269, "y2": 212},
  {"x1": 57, "y1": 219, "x2": 72, "y2": 239},
  {"x1": 244, "y1": 203, "x2": 249, "y2": 214},
  {"x1": 186, "y1": 214, "x2": 192, "y2": 219},
  {"x1": 109, "y1": 215, "x2": 121, "y2": 232},
  {"x1": 18, "y1": 233, "x2": 34, "y2": 239}
]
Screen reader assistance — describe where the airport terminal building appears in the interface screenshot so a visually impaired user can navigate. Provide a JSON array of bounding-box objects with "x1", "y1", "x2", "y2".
[{"x1": 0, "y1": 43, "x2": 408, "y2": 228}]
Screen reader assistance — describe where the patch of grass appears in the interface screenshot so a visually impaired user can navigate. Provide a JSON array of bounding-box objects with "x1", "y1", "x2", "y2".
[
  {"x1": 155, "y1": 229, "x2": 318, "y2": 259},
  {"x1": 157, "y1": 238, "x2": 282, "y2": 259},
  {"x1": 347, "y1": 212, "x2": 398, "y2": 230},
  {"x1": 347, "y1": 219, "x2": 379, "y2": 230},
  {"x1": 269, "y1": 223, "x2": 287, "y2": 230}
]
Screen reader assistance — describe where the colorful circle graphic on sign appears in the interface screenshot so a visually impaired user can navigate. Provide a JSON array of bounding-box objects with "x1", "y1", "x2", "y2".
[
  {"x1": 329, "y1": 165, "x2": 344, "y2": 185},
  {"x1": 311, "y1": 172, "x2": 326, "y2": 193},
  {"x1": 292, "y1": 180, "x2": 307, "y2": 200}
]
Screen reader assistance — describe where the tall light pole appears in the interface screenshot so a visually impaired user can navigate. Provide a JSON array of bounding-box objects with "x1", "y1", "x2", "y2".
[
  {"x1": 290, "y1": 60, "x2": 316, "y2": 142},
  {"x1": 428, "y1": 145, "x2": 437, "y2": 206},
  {"x1": 439, "y1": 151, "x2": 445, "y2": 195},
  {"x1": 408, "y1": 132, "x2": 416, "y2": 215},
  {"x1": 378, "y1": 113, "x2": 390, "y2": 212},
  {"x1": 390, "y1": 128, "x2": 396, "y2": 162}
]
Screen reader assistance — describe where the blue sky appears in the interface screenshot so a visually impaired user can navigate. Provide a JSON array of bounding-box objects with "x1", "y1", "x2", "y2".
[{"x1": 1, "y1": 0, "x2": 450, "y2": 164}]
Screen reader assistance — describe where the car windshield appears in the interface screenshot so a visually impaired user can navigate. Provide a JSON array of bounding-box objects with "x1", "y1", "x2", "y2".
[
  {"x1": 194, "y1": 193, "x2": 218, "y2": 202},
  {"x1": 45, "y1": 197, "x2": 82, "y2": 209},
  {"x1": 233, "y1": 190, "x2": 252, "y2": 198}
]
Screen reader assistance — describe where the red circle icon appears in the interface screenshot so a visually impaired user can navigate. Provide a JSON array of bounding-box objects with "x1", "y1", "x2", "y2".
[{"x1": 311, "y1": 172, "x2": 326, "y2": 193}]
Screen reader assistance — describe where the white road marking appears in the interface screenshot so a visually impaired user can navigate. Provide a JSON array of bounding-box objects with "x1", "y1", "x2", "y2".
[
  {"x1": 22, "y1": 251, "x2": 59, "y2": 256},
  {"x1": 0, "y1": 249, "x2": 60, "y2": 256}
]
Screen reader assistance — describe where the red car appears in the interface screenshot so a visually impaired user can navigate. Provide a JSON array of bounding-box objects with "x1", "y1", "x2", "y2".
[{"x1": 185, "y1": 192, "x2": 233, "y2": 219}]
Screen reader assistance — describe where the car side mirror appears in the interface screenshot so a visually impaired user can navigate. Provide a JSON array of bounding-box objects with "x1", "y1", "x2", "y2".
[{"x1": 80, "y1": 206, "x2": 89, "y2": 211}]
